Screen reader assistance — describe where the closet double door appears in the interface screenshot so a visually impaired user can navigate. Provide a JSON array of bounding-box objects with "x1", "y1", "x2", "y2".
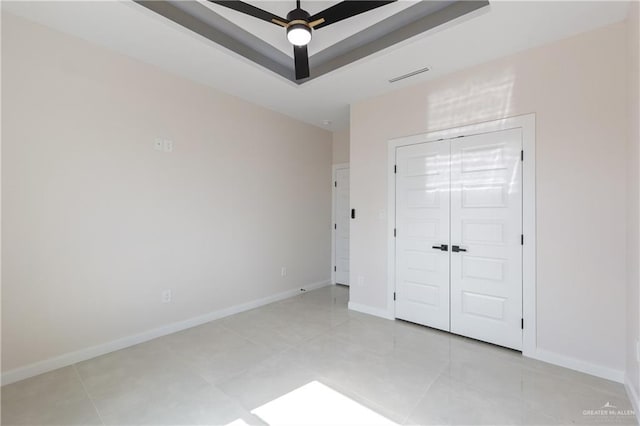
[{"x1": 395, "y1": 128, "x2": 523, "y2": 351}]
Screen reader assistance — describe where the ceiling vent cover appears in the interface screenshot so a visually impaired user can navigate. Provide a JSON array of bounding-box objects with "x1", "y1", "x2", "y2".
[{"x1": 388, "y1": 66, "x2": 431, "y2": 83}]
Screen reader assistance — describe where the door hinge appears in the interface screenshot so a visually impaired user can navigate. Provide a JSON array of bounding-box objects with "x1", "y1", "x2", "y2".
[
  {"x1": 394, "y1": 165, "x2": 397, "y2": 174},
  {"x1": 394, "y1": 228, "x2": 396, "y2": 237},
  {"x1": 521, "y1": 318, "x2": 524, "y2": 329},
  {"x1": 334, "y1": 266, "x2": 337, "y2": 272},
  {"x1": 334, "y1": 224, "x2": 337, "y2": 230},
  {"x1": 334, "y1": 181, "x2": 337, "y2": 187},
  {"x1": 393, "y1": 292, "x2": 396, "y2": 301},
  {"x1": 521, "y1": 234, "x2": 524, "y2": 245},
  {"x1": 521, "y1": 150, "x2": 524, "y2": 161}
]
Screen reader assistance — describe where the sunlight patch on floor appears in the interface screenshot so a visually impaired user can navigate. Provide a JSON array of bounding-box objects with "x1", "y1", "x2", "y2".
[
  {"x1": 245, "y1": 381, "x2": 397, "y2": 425},
  {"x1": 225, "y1": 420, "x2": 252, "y2": 426}
]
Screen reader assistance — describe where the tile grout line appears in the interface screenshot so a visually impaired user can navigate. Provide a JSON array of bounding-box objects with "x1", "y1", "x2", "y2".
[
  {"x1": 214, "y1": 293, "x2": 360, "y2": 415},
  {"x1": 215, "y1": 322, "x2": 299, "y2": 388},
  {"x1": 151, "y1": 289, "x2": 343, "y2": 398},
  {"x1": 218, "y1": 306, "x2": 341, "y2": 372},
  {"x1": 218, "y1": 322, "x2": 291, "y2": 357},
  {"x1": 318, "y1": 375, "x2": 407, "y2": 424},
  {"x1": 218, "y1": 296, "x2": 352, "y2": 359},
  {"x1": 308, "y1": 309, "x2": 457, "y2": 424},
  {"x1": 162, "y1": 318, "x2": 300, "y2": 417},
  {"x1": 72, "y1": 364, "x2": 105, "y2": 426},
  {"x1": 287, "y1": 307, "x2": 411, "y2": 424},
  {"x1": 145, "y1": 327, "x2": 271, "y2": 424},
  {"x1": 150, "y1": 323, "x2": 249, "y2": 407},
  {"x1": 400, "y1": 361, "x2": 450, "y2": 425},
  {"x1": 213, "y1": 323, "x2": 307, "y2": 415}
]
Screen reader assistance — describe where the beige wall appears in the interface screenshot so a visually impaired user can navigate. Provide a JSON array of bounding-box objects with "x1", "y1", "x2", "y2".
[
  {"x1": 350, "y1": 23, "x2": 627, "y2": 377},
  {"x1": 332, "y1": 129, "x2": 350, "y2": 165},
  {"x1": 626, "y1": 0, "x2": 640, "y2": 402},
  {"x1": 1, "y1": 14, "x2": 332, "y2": 374}
]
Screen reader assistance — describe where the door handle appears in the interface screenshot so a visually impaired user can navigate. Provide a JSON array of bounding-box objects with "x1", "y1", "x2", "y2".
[
  {"x1": 432, "y1": 244, "x2": 448, "y2": 251},
  {"x1": 452, "y1": 245, "x2": 467, "y2": 253}
]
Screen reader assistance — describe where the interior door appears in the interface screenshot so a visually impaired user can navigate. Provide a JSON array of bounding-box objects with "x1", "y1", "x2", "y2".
[
  {"x1": 449, "y1": 129, "x2": 523, "y2": 350},
  {"x1": 395, "y1": 141, "x2": 451, "y2": 331},
  {"x1": 334, "y1": 168, "x2": 350, "y2": 285}
]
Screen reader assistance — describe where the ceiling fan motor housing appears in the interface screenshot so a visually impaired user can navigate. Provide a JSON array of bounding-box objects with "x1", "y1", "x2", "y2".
[
  {"x1": 286, "y1": 7, "x2": 311, "y2": 24},
  {"x1": 286, "y1": 8, "x2": 312, "y2": 46}
]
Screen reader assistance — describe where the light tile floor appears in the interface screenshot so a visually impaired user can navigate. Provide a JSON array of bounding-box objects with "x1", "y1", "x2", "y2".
[{"x1": 2, "y1": 285, "x2": 636, "y2": 425}]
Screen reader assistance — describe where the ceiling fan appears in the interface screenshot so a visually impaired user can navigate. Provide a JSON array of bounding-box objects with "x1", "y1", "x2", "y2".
[{"x1": 207, "y1": 0, "x2": 397, "y2": 80}]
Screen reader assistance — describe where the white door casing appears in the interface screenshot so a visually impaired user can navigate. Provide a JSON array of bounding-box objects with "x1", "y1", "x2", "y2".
[
  {"x1": 393, "y1": 127, "x2": 524, "y2": 351},
  {"x1": 395, "y1": 141, "x2": 451, "y2": 331},
  {"x1": 386, "y1": 114, "x2": 535, "y2": 357},
  {"x1": 334, "y1": 167, "x2": 350, "y2": 285},
  {"x1": 449, "y1": 129, "x2": 523, "y2": 350}
]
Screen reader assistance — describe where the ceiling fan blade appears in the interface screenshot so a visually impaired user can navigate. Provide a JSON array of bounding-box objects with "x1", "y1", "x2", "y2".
[
  {"x1": 308, "y1": 18, "x2": 326, "y2": 28},
  {"x1": 308, "y1": 1, "x2": 396, "y2": 30},
  {"x1": 207, "y1": 1, "x2": 288, "y2": 27},
  {"x1": 294, "y1": 45, "x2": 310, "y2": 80}
]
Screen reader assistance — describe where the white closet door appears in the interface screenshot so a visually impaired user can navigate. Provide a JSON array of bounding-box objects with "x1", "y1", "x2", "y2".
[
  {"x1": 395, "y1": 141, "x2": 451, "y2": 331},
  {"x1": 449, "y1": 129, "x2": 523, "y2": 350},
  {"x1": 334, "y1": 168, "x2": 350, "y2": 285}
]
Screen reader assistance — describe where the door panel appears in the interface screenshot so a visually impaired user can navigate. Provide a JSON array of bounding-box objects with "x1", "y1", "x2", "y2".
[
  {"x1": 335, "y1": 168, "x2": 350, "y2": 285},
  {"x1": 450, "y1": 129, "x2": 523, "y2": 350},
  {"x1": 395, "y1": 141, "x2": 450, "y2": 331}
]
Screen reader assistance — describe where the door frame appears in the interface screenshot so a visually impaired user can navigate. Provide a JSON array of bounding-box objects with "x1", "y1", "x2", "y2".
[
  {"x1": 386, "y1": 114, "x2": 536, "y2": 356},
  {"x1": 332, "y1": 163, "x2": 349, "y2": 285}
]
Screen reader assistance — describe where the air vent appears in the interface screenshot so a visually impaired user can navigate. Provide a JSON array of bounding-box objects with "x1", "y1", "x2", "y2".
[{"x1": 388, "y1": 66, "x2": 431, "y2": 83}]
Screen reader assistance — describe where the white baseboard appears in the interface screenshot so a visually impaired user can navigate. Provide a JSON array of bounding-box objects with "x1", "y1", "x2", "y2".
[
  {"x1": 347, "y1": 302, "x2": 625, "y2": 384},
  {"x1": 527, "y1": 348, "x2": 624, "y2": 383},
  {"x1": 347, "y1": 302, "x2": 394, "y2": 320},
  {"x1": 301, "y1": 280, "x2": 332, "y2": 292},
  {"x1": 1, "y1": 280, "x2": 331, "y2": 386},
  {"x1": 625, "y1": 375, "x2": 640, "y2": 425}
]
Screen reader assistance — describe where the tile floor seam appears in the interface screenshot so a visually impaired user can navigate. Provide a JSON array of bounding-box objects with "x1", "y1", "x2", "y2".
[
  {"x1": 325, "y1": 330, "x2": 405, "y2": 361},
  {"x1": 154, "y1": 337, "x2": 211, "y2": 376},
  {"x1": 210, "y1": 349, "x2": 325, "y2": 417},
  {"x1": 181, "y1": 362, "x2": 258, "y2": 420},
  {"x1": 216, "y1": 323, "x2": 330, "y2": 384},
  {"x1": 434, "y1": 370, "x2": 569, "y2": 425},
  {"x1": 214, "y1": 312, "x2": 404, "y2": 420},
  {"x1": 214, "y1": 323, "x2": 306, "y2": 385},
  {"x1": 519, "y1": 362, "x2": 627, "y2": 398},
  {"x1": 172, "y1": 343, "x2": 254, "y2": 391},
  {"x1": 71, "y1": 364, "x2": 105, "y2": 426},
  {"x1": 442, "y1": 356, "x2": 620, "y2": 424},
  {"x1": 313, "y1": 373, "x2": 408, "y2": 424},
  {"x1": 401, "y1": 361, "x2": 451, "y2": 425},
  {"x1": 146, "y1": 332, "x2": 249, "y2": 404},
  {"x1": 285, "y1": 326, "x2": 413, "y2": 424},
  {"x1": 299, "y1": 317, "x2": 351, "y2": 344},
  {"x1": 215, "y1": 386, "x2": 255, "y2": 415},
  {"x1": 217, "y1": 322, "x2": 292, "y2": 357}
]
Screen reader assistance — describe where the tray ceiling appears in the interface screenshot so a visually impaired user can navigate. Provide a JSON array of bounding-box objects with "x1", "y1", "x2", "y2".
[
  {"x1": 2, "y1": 1, "x2": 631, "y2": 129},
  {"x1": 137, "y1": 0, "x2": 489, "y2": 83}
]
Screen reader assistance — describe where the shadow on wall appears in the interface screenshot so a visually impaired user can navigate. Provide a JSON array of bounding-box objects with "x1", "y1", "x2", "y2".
[{"x1": 426, "y1": 69, "x2": 516, "y2": 130}]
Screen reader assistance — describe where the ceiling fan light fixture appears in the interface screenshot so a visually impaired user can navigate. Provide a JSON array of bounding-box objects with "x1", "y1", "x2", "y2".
[
  {"x1": 287, "y1": 23, "x2": 311, "y2": 46},
  {"x1": 208, "y1": 0, "x2": 399, "y2": 80}
]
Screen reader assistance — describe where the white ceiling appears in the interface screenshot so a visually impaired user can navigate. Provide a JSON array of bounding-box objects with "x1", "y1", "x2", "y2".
[{"x1": 3, "y1": 1, "x2": 630, "y2": 130}]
